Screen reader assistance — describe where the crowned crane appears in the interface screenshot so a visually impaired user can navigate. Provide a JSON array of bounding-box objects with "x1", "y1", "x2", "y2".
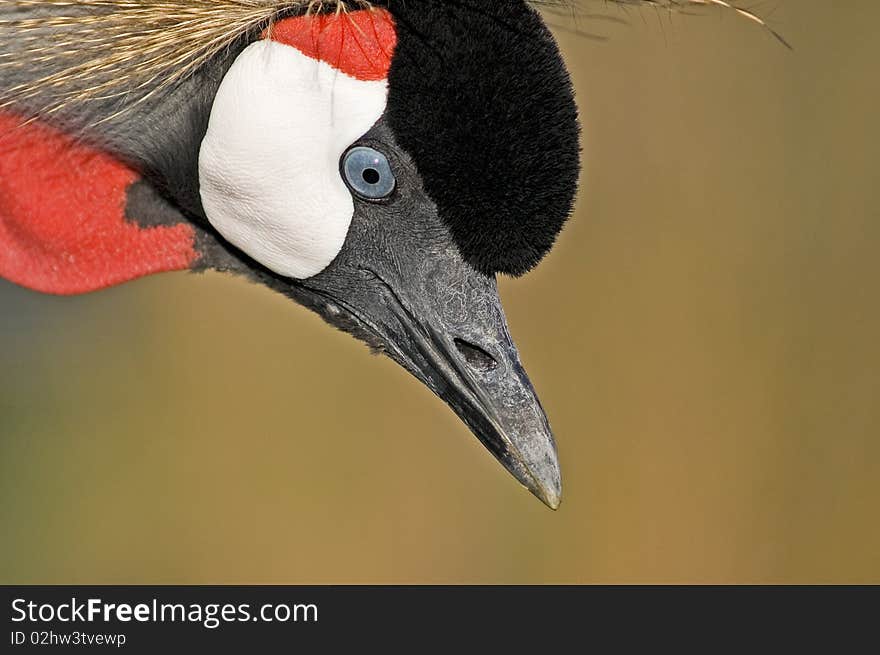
[{"x1": 0, "y1": 0, "x2": 778, "y2": 508}]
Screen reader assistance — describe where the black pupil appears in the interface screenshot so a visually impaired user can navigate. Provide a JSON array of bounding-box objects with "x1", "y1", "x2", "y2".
[{"x1": 362, "y1": 168, "x2": 381, "y2": 185}]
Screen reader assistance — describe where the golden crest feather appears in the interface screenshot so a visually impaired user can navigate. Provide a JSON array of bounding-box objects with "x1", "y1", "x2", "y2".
[{"x1": 0, "y1": 0, "x2": 784, "y2": 120}]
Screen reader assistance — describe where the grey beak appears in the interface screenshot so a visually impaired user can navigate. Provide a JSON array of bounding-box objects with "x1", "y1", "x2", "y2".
[{"x1": 363, "y1": 255, "x2": 562, "y2": 509}]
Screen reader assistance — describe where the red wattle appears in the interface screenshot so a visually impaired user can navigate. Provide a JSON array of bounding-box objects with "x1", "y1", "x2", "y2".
[{"x1": 0, "y1": 113, "x2": 197, "y2": 296}]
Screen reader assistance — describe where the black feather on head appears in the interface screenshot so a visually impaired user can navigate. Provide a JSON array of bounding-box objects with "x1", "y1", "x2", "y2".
[{"x1": 383, "y1": 0, "x2": 581, "y2": 276}]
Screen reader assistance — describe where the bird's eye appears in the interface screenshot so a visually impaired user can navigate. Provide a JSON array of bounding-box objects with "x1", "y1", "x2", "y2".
[{"x1": 342, "y1": 146, "x2": 396, "y2": 200}]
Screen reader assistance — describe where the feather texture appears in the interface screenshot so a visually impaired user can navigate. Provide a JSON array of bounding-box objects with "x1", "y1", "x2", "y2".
[
  {"x1": 0, "y1": 1, "x2": 373, "y2": 120},
  {"x1": 0, "y1": 0, "x2": 783, "y2": 120}
]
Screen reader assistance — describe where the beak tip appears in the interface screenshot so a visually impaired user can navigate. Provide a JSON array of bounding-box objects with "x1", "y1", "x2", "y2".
[
  {"x1": 524, "y1": 465, "x2": 562, "y2": 510},
  {"x1": 536, "y1": 481, "x2": 562, "y2": 510}
]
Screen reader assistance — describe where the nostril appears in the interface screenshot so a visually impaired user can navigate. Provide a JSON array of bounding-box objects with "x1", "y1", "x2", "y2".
[{"x1": 454, "y1": 338, "x2": 498, "y2": 373}]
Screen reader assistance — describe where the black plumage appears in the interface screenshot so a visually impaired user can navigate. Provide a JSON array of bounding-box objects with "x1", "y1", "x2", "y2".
[{"x1": 385, "y1": 0, "x2": 581, "y2": 275}]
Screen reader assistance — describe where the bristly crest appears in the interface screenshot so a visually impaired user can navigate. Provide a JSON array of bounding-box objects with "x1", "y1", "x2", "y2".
[
  {"x1": 0, "y1": 0, "x2": 784, "y2": 120},
  {"x1": 0, "y1": 0, "x2": 373, "y2": 119},
  {"x1": 533, "y1": 0, "x2": 789, "y2": 47}
]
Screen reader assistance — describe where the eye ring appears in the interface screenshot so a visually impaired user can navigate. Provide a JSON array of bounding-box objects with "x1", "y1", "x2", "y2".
[{"x1": 341, "y1": 146, "x2": 396, "y2": 201}]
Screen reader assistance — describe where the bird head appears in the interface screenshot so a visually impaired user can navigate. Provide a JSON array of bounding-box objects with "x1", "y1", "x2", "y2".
[
  {"x1": 194, "y1": 4, "x2": 579, "y2": 509},
  {"x1": 0, "y1": 0, "x2": 783, "y2": 508},
  {"x1": 0, "y1": 0, "x2": 578, "y2": 508}
]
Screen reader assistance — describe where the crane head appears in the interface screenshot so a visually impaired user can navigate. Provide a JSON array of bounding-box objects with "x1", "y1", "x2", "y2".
[
  {"x1": 199, "y1": 4, "x2": 580, "y2": 508},
  {"x1": 0, "y1": 1, "x2": 580, "y2": 508}
]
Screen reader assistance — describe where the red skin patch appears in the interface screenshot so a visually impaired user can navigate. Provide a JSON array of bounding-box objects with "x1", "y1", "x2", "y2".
[
  {"x1": 268, "y1": 8, "x2": 397, "y2": 81},
  {"x1": 0, "y1": 113, "x2": 197, "y2": 296}
]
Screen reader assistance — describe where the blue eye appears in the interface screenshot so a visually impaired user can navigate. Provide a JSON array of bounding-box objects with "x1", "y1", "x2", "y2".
[{"x1": 342, "y1": 146, "x2": 396, "y2": 200}]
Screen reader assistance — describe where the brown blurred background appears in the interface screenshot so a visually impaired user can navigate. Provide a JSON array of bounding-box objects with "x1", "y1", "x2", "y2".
[{"x1": 2, "y1": 0, "x2": 878, "y2": 583}]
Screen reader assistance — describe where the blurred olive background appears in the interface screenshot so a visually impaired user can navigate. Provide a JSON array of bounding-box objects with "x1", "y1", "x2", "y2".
[{"x1": 2, "y1": 1, "x2": 879, "y2": 583}]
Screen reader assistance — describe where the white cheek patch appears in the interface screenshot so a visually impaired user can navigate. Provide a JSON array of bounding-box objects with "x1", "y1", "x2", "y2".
[{"x1": 198, "y1": 40, "x2": 388, "y2": 279}]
